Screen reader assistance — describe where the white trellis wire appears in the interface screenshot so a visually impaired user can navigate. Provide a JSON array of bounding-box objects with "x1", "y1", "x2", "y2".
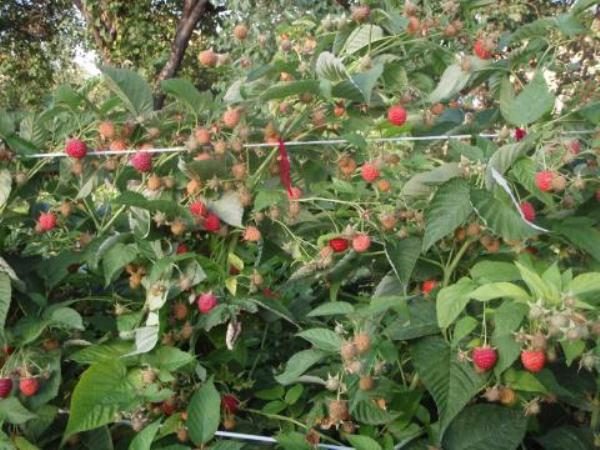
[{"x1": 18, "y1": 129, "x2": 597, "y2": 159}]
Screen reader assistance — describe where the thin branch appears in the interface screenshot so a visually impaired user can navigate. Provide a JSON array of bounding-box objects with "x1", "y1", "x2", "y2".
[
  {"x1": 73, "y1": 0, "x2": 113, "y2": 64},
  {"x1": 154, "y1": 0, "x2": 211, "y2": 110}
]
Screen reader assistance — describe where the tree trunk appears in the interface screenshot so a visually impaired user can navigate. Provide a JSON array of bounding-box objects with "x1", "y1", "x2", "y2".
[{"x1": 153, "y1": 0, "x2": 210, "y2": 110}]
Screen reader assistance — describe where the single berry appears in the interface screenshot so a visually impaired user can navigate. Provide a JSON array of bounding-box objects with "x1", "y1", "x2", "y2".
[
  {"x1": 421, "y1": 279, "x2": 438, "y2": 295},
  {"x1": 353, "y1": 333, "x2": 371, "y2": 354},
  {"x1": 173, "y1": 303, "x2": 188, "y2": 321},
  {"x1": 340, "y1": 341, "x2": 357, "y2": 361},
  {"x1": 473, "y1": 39, "x2": 492, "y2": 59},
  {"x1": 38, "y1": 212, "x2": 57, "y2": 232},
  {"x1": 329, "y1": 238, "x2": 349, "y2": 253},
  {"x1": 387, "y1": 105, "x2": 407, "y2": 126},
  {"x1": 176, "y1": 243, "x2": 188, "y2": 254},
  {"x1": 223, "y1": 108, "x2": 241, "y2": 128},
  {"x1": 287, "y1": 186, "x2": 302, "y2": 200},
  {"x1": 19, "y1": 377, "x2": 39, "y2": 397},
  {"x1": 0, "y1": 378, "x2": 12, "y2": 398},
  {"x1": 514, "y1": 127, "x2": 527, "y2": 141},
  {"x1": 130, "y1": 151, "x2": 153, "y2": 173},
  {"x1": 551, "y1": 175, "x2": 567, "y2": 192},
  {"x1": 521, "y1": 349, "x2": 546, "y2": 373},
  {"x1": 352, "y1": 234, "x2": 371, "y2": 253},
  {"x1": 189, "y1": 201, "x2": 208, "y2": 218},
  {"x1": 197, "y1": 292, "x2": 218, "y2": 314},
  {"x1": 519, "y1": 201, "x2": 536, "y2": 221},
  {"x1": 194, "y1": 127, "x2": 211, "y2": 145},
  {"x1": 568, "y1": 139, "x2": 581, "y2": 154},
  {"x1": 359, "y1": 376, "x2": 374, "y2": 391},
  {"x1": 161, "y1": 398, "x2": 176, "y2": 416},
  {"x1": 535, "y1": 171, "x2": 554, "y2": 192},
  {"x1": 351, "y1": 5, "x2": 371, "y2": 22},
  {"x1": 472, "y1": 346, "x2": 498, "y2": 372},
  {"x1": 243, "y1": 226, "x2": 261, "y2": 242},
  {"x1": 361, "y1": 163, "x2": 380, "y2": 183},
  {"x1": 328, "y1": 400, "x2": 349, "y2": 422},
  {"x1": 198, "y1": 49, "x2": 217, "y2": 67},
  {"x1": 98, "y1": 121, "x2": 115, "y2": 140},
  {"x1": 65, "y1": 138, "x2": 87, "y2": 159},
  {"x1": 203, "y1": 213, "x2": 221, "y2": 233},
  {"x1": 233, "y1": 24, "x2": 248, "y2": 40},
  {"x1": 221, "y1": 394, "x2": 240, "y2": 414}
]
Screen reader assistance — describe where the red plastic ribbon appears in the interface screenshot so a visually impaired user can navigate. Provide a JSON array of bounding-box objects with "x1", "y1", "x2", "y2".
[{"x1": 277, "y1": 138, "x2": 293, "y2": 196}]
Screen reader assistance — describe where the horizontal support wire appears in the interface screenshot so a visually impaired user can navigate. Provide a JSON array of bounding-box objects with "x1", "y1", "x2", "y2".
[
  {"x1": 18, "y1": 129, "x2": 597, "y2": 159},
  {"x1": 215, "y1": 431, "x2": 353, "y2": 449}
]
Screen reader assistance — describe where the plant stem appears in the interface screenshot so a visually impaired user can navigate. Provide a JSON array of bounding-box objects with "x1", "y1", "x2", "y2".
[{"x1": 443, "y1": 239, "x2": 473, "y2": 286}]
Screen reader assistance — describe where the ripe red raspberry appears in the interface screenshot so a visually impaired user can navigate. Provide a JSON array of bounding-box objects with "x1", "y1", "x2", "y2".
[
  {"x1": 0, "y1": 378, "x2": 12, "y2": 398},
  {"x1": 568, "y1": 139, "x2": 581, "y2": 155},
  {"x1": 329, "y1": 238, "x2": 349, "y2": 253},
  {"x1": 176, "y1": 243, "x2": 188, "y2": 254},
  {"x1": 361, "y1": 163, "x2": 380, "y2": 183},
  {"x1": 521, "y1": 349, "x2": 546, "y2": 373},
  {"x1": 287, "y1": 186, "x2": 302, "y2": 200},
  {"x1": 243, "y1": 226, "x2": 261, "y2": 242},
  {"x1": 535, "y1": 171, "x2": 554, "y2": 192},
  {"x1": 130, "y1": 151, "x2": 153, "y2": 173},
  {"x1": 387, "y1": 104, "x2": 407, "y2": 126},
  {"x1": 473, "y1": 39, "x2": 492, "y2": 59},
  {"x1": 197, "y1": 292, "x2": 218, "y2": 314},
  {"x1": 65, "y1": 138, "x2": 87, "y2": 159},
  {"x1": 203, "y1": 213, "x2": 221, "y2": 233},
  {"x1": 519, "y1": 201, "x2": 536, "y2": 221},
  {"x1": 472, "y1": 346, "x2": 498, "y2": 372},
  {"x1": 421, "y1": 279, "x2": 438, "y2": 295},
  {"x1": 19, "y1": 377, "x2": 39, "y2": 397},
  {"x1": 514, "y1": 127, "x2": 527, "y2": 141},
  {"x1": 38, "y1": 212, "x2": 57, "y2": 232},
  {"x1": 221, "y1": 394, "x2": 240, "y2": 414},
  {"x1": 189, "y1": 201, "x2": 208, "y2": 218},
  {"x1": 352, "y1": 234, "x2": 371, "y2": 253}
]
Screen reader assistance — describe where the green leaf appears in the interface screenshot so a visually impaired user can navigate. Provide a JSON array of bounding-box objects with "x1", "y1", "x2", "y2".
[
  {"x1": 161, "y1": 79, "x2": 211, "y2": 113},
  {"x1": 343, "y1": 25, "x2": 384, "y2": 54},
  {"x1": 492, "y1": 301, "x2": 527, "y2": 375},
  {"x1": 46, "y1": 307, "x2": 84, "y2": 330},
  {"x1": 423, "y1": 178, "x2": 472, "y2": 251},
  {"x1": 69, "y1": 341, "x2": 134, "y2": 365},
  {"x1": 536, "y1": 426, "x2": 594, "y2": 450},
  {"x1": 410, "y1": 336, "x2": 486, "y2": 433},
  {"x1": 0, "y1": 398, "x2": 36, "y2": 425},
  {"x1": 65, "y1": 360, "x2": 137, "y2": 439},
  {"x1": 402, "y1": 163, "x2": 463, "y2": 198},
  {"x1": 315, "y1": 52, "x2": 348, "y2": 81},
  {"x1": 561, "y1": 340, "x2": 586, "y2": 366},
  {"x1": 385, "y1": 237, "x2": 422, "y2": 286},
  {"x1": 13, "y1": 436, "x2": 39, "y2": 450},
  {"x1": 515, "y1": 262, "x2": 560, "y2": 304},
  {"x1": 500, "y1": 73, "x2": 555, "y2": 125},
  {"x1": 142, "y1": 347, "x2": 195, "y2": 372},
  {"x1": 471, "y1": 189, "x2": 537, "y2": 241},
  {"x1": 485, "y1": 139, "x2": 533, "y2": 189},
  {"x1": 346, "y1": 435, "x2": 383, "y2": 450},
  {"x1": 275, "y1": 349, "x2": 326, "y2": 385},
  {"x1": 124, "y1": 326, "x2": 159, "y2": 357},
  {"x1": 385, "y1": 301, "x2": 438, "y2": 340},
  {"x1": 442, "y1": 404, "x2": 527, "y2": 450},
  {"x1": 554, "y1": 219, "x2": 600, "y2": 263},
  {"x1": 208, "y1": 192, "x2": 244, "y2": 228},
  {"x1": 260, "y1": 80, "x2": 320, "y2": 101},
  {"x1": 437, "y1": 278, "x2": 478, "y2": 328},
  {"x1": 0, "y1": 273, "x2": 11, "y2": 336},
  {"x1": 101, "y1": 66, "x2": 153, "y2": 117},
  {"x1": 284, "y1": 384, "x2": 303, "y2": 405},
  {"x1": 307, "y1": 302, "x2": 354, "y2": 317},
  {"x1": 569, "y1": 273, "x2": 600, "y2": 296},
  {"x1": 0, "y1": 170, "x2": 11, "y2": 209},
  {"x1": 296, "y1": 328, "x2": 342, "y2": 353},
  {"x1": 470, "y1": 282, "x2": 530, "y2": 302},
  {"x1": 276, "y1": 431, "x2": 312, "y2": 450},
  {"x1": 113, "y1": 191, "x2": 190, "y2": 218},
  {"x1": 187, "y1": 380, "x2": 220, "y2": 445},
  {"x1": 504, "y1": 368, "x2": 547, "y2": 393},
  {"x1": 428, "y1": 63, "x2": 470, "y2": 103},
  {"x1": 470, "y1": 261, "x2": 521, "y2": 283},
  {"x1": 332, "y1": 64, "x2": 384, "y2": 104},
  {"x1": 102, "y1": 243, "x2": 138, "y2": 286},
  {"x1": 0, "y1": 109, "x2": 15, "y2": 137},
  {"x1": 351, "y1": 400, "x2": 394, "y2": 425}
]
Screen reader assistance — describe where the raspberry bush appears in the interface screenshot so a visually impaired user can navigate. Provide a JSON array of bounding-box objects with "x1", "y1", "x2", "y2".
[{"x1": 0, "y1": 1, "x2": 599, "y2": 449}]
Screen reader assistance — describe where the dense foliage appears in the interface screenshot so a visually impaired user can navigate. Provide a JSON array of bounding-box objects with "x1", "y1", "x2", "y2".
[{"x1": 0, "y1": 0, "x2": 599, "y2": 449}]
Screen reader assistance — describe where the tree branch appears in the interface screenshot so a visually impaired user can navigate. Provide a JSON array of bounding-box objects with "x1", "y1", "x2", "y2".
[
  {"x1": 153, "y1": 0, "x2": 210, "y2": 110},
  {"x1": 73, "y1": 0, "x2": 113, "y2": 64}
]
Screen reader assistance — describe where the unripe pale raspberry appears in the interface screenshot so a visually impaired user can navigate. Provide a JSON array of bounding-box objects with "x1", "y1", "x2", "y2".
[
  {"x1": 243, "y1": 225, "x2": 261, "y2": 242},
  {"x1": 223, "y1": 109, "x2": 241, "y2": 128},
  {"x1": 352, "y1": 234, "x2": 371, "y2": 253},
  {"x1": 198, "y1": 49, "x2": 217, "y2": 67}
]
